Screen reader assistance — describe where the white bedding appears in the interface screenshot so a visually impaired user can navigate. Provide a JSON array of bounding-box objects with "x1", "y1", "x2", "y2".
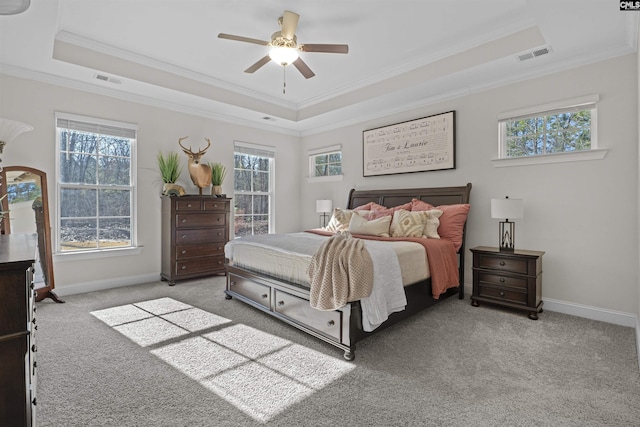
[{"x1": 224, "y1": 231, "x2": 430, "y2": 288}]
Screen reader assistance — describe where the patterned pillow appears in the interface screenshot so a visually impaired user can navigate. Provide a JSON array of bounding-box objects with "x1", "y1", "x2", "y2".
[
  {"x1": 390, "y1": 209, "x2": 442, "y2": 238},
  {"x1": 348, "y1": 213, "x2": 391, "y2": 237},
  {"x1": 324, "y1": 208, "x2": 353, "y2": 232},
  {"x1": 367, "y1": 202, "x2": 413, "y2": 220}
]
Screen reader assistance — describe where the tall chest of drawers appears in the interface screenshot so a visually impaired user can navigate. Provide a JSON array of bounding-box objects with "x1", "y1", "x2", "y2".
[
  {"x1": 161, "y1": 196, "x2": 231, "y2": 285},
  {"x1": 0, "y1": 233, "x2": 37, "y2": 426},
  {"x1": 470, "y1": 246, "x2": 544, "y2": 320}
]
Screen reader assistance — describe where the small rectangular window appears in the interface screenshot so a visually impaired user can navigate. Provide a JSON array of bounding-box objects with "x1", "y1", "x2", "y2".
[
  {"x1": 309, "y1": 145, "x2": 342, "y2": 178},
  {"x1": 55, "y1": 113, "x2": 137, "y2": 252},
  {"x1": 498, "y1": 96, "x2": 597, "y2": 159}
]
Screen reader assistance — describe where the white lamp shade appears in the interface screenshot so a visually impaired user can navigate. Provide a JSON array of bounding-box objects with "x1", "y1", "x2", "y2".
[
  {"x1": 269, "y1": 47, "x2": 299, "y2": 66},
  {"x1": 0, "y1": 118, "x2": 34, "y2": 145},
  {"x1": 316, "y1": 199, "x2": 333, "y2": 213},
  {"x1": 491, "y1": 198, "x2": 523, "y2": 220}
]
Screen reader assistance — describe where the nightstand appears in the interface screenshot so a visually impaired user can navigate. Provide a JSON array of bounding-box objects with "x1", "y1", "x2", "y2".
[{"x1": 470, "y1": 246, "x2": 544, "y2": 320}]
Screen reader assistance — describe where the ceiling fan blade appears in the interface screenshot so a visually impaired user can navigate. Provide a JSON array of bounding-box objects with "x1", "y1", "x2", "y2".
[
  {"x1": 244, "y1": 55, "x2": 271, "y2": 73},
  {"x1": 280, "y1": 10, "x2": 300, "y2": 40},
  {"x1": 301, "y1": 44, "x2": 349, "y2": 54},
  {"x1": 292, "y1": 57, "x2": 315, "y2": 79},
  {"x1": 218, "y1": 33, "x2": 269, "y2": 46}
]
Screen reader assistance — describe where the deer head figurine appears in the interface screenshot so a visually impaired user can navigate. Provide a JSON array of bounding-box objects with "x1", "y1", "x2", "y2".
[{"x1": 178, "y1": 136, "x2": 213, "y2": 195}]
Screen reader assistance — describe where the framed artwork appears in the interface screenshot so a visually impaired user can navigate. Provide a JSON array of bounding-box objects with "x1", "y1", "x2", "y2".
[{"x1": 363, "y1": 110, "x2": 456, "y2": 177}]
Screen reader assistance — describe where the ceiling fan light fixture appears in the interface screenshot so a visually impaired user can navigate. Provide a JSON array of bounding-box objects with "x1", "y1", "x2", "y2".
[
  {"x1": 269, "y1": 46, "x2": 299, "y2": 66},
  {"x1": 0, "y1": 0, "x2": 30, "y2": 15}
]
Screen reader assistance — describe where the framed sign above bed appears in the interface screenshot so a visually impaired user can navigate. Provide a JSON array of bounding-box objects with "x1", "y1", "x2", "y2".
[{"x1": 363, "y1": 110, "x2": 456, "y2": 177}]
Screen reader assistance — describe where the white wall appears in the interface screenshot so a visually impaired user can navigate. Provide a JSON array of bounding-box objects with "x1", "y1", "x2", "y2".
[
  {"x1": 302, "y1": 54, "x2": 639, "y2": 316},
  {"x1": 0, "y1": 74, "x2": 302, "y2": 293}
]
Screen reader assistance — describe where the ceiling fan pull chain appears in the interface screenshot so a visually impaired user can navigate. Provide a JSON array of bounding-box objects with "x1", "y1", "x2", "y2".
[{"x1": 283, "y1": 66, "x2": 286, "y2": 94}]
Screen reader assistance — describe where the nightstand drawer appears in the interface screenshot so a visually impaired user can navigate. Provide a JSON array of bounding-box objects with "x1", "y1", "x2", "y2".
[
  {"x1": 478, "y1": 284, "x2": 527, "y2": 305},
  {"x1": 477, "y1": 254, "x2": 528, "y2": 274},
  {"x1": 477, "y1": 272, "x2": 527, "y2": 289}
]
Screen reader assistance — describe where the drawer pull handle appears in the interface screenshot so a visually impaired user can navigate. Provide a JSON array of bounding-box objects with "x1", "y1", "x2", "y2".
[
  {"x1": 217, "y1": 260, "x2": 222, "y2": 265},
  {"x1": 181, "y1": 266, "x2": 187, "y2": 270},
  {"x1": 217, "y1": 218, "x2": 221, "y2": 222},
  {"x1": 213, "y1": 204, "x2": 218, "y2": 208},
  {"x1": 327, "y1": 320, "x2": 335, "y2": 327},
  {"x1": 32, "y1": 344, "x2": 37, "y2": 352},
  {"x1": 277, "y1": 300, "x2": 284, "y2": 305},
  {"x1": 181, "y1": 235, "x2": 187, "y2": 239},
  {"x1": 499, "y1": 261, "x2": 506, "y2": 266},
  {"x1": 181, "y1": 250, "x2": 187, "y2": 254},
  {"x1": 499, "y1": 291, "x2": 505, "y2": 297},
  {"x1": 230, "y1": 281, "x2": 236, "y2": 286},
  {"x1": 500, "y1": 278, "x2": 505, "y2": 283},
  {"x1": 187, "y1": 203, "x2": 192, "y2": 208},
  {"x1": 181, "y1": 219, "x2": 187, "y2": 223}
]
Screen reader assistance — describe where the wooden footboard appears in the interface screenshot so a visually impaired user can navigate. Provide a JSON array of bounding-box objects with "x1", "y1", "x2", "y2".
[{"x1": 225, "y1": 263, "x2": 459, "y2": 360}]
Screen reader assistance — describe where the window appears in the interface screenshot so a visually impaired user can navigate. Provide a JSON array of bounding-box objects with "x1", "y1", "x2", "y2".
[
  {"x1": 55, "y1": 113, "x2": 137, "y2": 253},
  {"x1": 234, "y1": 142, "x2": 275, "y2": 237},
  {"x1": 308, "y1": 145, "x2": 343, "y2": 182},
  {"x1": 498, "y1": 95, "x2": 599, "y2": 161}
]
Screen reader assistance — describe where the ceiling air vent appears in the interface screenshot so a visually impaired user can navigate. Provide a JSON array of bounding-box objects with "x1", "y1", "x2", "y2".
[
  {"x1": 94, "y1": 73, "x2": 122, "y2": 84},
  {"x1": 516, "y1": 45, "x2": 553, "y2": 62}
]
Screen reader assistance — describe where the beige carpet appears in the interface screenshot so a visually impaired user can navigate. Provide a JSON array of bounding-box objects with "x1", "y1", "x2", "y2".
[{"x1": 35, "y1": 276, "x2": 640, "y2": 426}]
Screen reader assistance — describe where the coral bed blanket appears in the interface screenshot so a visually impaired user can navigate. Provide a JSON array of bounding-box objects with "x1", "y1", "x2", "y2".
[{"x1": 306, "y1": 229, "x2": 459, "y2": 299}]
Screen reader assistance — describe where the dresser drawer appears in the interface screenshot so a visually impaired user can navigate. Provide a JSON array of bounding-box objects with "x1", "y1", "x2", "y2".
[
  {"x1": 175, "y1": 200, "x2": 202, "y2": 211},
  {"x1": 203, "y1": 200, "x2": 229, "y2": 212},
  {"x1": 175, "y1": 228, "x2": 227, "y2": 245},
  {"x1": 176, "y1": 213, "x2": 226, "y2": 228},
  {"x1": 477, "y1": 272, "x2": 527, "y2": 290},
  {"x1": 274, "y1": 289, "x2": 342, "y2": 341},
  {"x1": 228, "y1": 274, "x2": 271, "y2": 309},
  {"x1": 478, "y1": 284, "x2": 527, "y2": 305},
  {"x1": 477, "y1": 254, "x2": 528, "y2": 274},
  {"x1": 175, "y1": 256, "x2": 224, "y2": 276},
  {"x1": 175, "y1": 244, "x2": 225, "y2": 260}
]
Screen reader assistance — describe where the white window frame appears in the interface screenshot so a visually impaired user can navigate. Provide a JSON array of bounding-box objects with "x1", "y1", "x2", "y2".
[
  {"x1": 307, "y1": 144, "x2": 343, "y2": 183},
  {"x1": 493, "y1": 95, "x2": 607, "y2": 167},
  {"x1": 54, "y1": 112, "x2": 139, "y2": 259},
  {"x1": 233, "y1": 141, "x2": 275, "y2": 236}
]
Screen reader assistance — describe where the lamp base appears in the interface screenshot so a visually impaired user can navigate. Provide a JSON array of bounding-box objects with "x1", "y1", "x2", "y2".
[
  {"x1": 498, "y1": 220, "x2": 516, "y2": 251},
  {"x1": 319, "y1": 213, "x2": 329, "y2": 228}
]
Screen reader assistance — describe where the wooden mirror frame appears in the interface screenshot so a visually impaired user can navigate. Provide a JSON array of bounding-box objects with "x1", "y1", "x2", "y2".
[{"x1": 1, "y1": 166, "x2": 63, "y2": 303}]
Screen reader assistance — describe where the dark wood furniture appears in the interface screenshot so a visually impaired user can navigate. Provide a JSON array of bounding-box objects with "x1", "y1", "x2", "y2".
[
  {"x1": 161, "y1": 195, "x2": 231, "y2": 285},
  {"x1": 470, "y1": 246, "x2": 544, "y2": 319},
  {"x1": 0, "y1": 234, "x2": 37, "y2": 426},
  {"x1": 225, "y1": 183, "x2": 472, "y2": 360}
]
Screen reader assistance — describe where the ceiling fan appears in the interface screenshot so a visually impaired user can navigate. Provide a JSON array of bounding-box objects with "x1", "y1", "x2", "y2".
[{"x1": 218, "y1": 10, "x2": 349, "y2": 79}]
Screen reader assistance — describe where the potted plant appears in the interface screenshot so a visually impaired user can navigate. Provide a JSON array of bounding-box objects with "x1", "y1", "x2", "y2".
[
  {"x1": 209, "y1": 162, "x2": 226, "y2": 196},
  {"x1": 157, "y1": 151, "x2": 185, "y2": 196}
]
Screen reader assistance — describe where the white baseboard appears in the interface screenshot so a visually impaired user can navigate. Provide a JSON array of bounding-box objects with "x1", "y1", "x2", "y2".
[
  {"x1": 540, "y1": 297, "x2": 637, "y2": 327},
  {"x1": 462, "y1": 285, "x2": 636, "y2": 327},
  {"x1": 53, "y1": 273, "x2": 160, "y2": 297}
]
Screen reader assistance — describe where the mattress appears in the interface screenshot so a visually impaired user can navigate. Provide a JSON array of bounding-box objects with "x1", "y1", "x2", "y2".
[{"x1": 225, "y1": 232, "x2": 430, "y2": 288}]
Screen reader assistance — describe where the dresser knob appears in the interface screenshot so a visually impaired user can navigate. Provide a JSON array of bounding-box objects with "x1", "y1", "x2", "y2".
[
  {"x1": 230, "y1": 281, "x2": 236, "y2": 286},
  {"x1": 499, "y1": 261, "x2": 506, "y2": 266},
  {"x1": 181, "y1": 235, "x2": 187, "y2": 239},
  {"x1": 278, "y1": 300, "x2": 284, "y2": 305},
  {"x1": 499, "y1": 291, "x2": 505, "y2": 297},
  {"x1": 217, "y1": 260, "x2": 222, "y2": 265},
  {"x1": 327, "y1": 320, "x2": 335, "y2": 326},
  {"x1": 181, "y1": 219, "x2": 187, "y2": 223},
  {"x1": 181, "y1": 266, "x2": 187, "y2": 270},
  {"x1": 187, "y1": 203, "x2": 192, "y2": 208},
  {"x1": 32, "y1": 344, "x2": 37, "y2": 352},
  {"x1": 500, "y1": 278, "x2": 505, "y2": 283},
  {"x1": 181, "y1": 250, "x2": 186, "y2": 254}
]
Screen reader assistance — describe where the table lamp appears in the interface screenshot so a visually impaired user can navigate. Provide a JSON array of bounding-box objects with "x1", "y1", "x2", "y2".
[{"x1": 491, "y1": 196, "x2": 523, "y2": 251}]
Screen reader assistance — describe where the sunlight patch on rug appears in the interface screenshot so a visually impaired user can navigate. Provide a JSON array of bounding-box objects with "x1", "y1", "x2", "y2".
[{"x1": 90, "y1": 297, "x2": 355, "y2": 423}]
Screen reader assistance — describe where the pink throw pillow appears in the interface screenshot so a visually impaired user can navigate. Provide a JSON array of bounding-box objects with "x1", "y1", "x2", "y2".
[
  {"x1": 411, "y1": 199, "x2": 470, "y2": 251},
  {"x1": 367, "y1": 202, "x2": 412, "y2": 220}
]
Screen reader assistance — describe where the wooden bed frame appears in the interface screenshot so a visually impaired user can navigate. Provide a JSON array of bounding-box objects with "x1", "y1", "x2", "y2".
[{"x1": 225, "y1": 183, "x2": 472, "y2": 360}]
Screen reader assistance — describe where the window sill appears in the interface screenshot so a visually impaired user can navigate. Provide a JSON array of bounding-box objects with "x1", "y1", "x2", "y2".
[
  {"x1": 307, "y1": 174, "x2": 344, "y2": 183},
  {"x1": 54, "y1": 246, "x2": 143, "y2": 262},
  {"x1": 492, "y1": 149, "x2": 608, "y2": 168}
]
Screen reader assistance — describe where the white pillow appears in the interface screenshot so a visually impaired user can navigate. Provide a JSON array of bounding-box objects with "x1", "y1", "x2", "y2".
[
  {"x1": 390, "y1": 209, "x2": 442, "y2": 238},
  {"x1": 348, "y1": 213, "x2": 391, "y2": 237}
]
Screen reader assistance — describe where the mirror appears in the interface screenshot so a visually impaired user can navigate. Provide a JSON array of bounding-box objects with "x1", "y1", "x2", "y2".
[{"x1": 1, "y1": 166, "x2": 63, "y2": 303}]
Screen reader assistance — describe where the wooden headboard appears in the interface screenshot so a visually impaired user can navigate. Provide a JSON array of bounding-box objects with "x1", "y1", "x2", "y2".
[
  {"x1": 346, "y1": 183, "x2": 472, "y2": 211},
  {"x1": 346, "y1": 183, "x2": 472, "y2": 297}
]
